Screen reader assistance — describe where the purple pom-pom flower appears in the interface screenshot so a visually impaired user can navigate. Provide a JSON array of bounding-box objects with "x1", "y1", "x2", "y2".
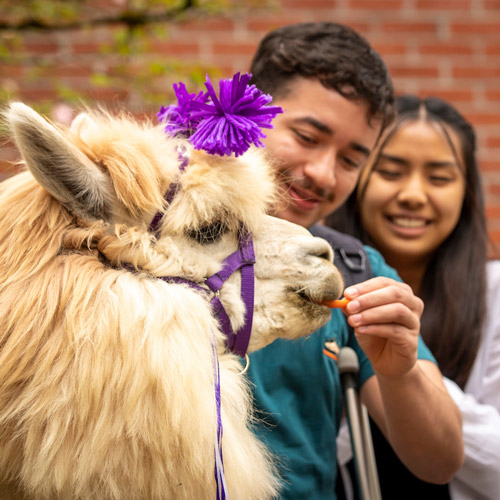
[
  {"x1": 158, "y1": 72, "x2": 283, "y2": 157},
  {"x1": 157, "y1": 82, "x2": 208, "y2": 137}
]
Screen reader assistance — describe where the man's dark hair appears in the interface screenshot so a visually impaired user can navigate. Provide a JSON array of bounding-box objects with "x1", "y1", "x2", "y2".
[{"x1": 250, "y1": 22, "x2": 395, "y2": 128}]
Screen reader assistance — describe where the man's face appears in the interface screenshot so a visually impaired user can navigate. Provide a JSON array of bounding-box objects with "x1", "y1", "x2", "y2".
[{"x1": 264, "y1": 77, "x2": 382, "y2": 228}]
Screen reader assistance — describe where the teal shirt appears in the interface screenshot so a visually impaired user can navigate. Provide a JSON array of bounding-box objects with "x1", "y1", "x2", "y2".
[{"x1": 248, "y1": 245, "x2": 435, "y2": 500}]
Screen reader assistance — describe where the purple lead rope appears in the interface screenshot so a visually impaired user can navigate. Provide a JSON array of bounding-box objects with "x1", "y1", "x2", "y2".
[{"x1": 212, "y1": 331, "x2": 229, "y2": 499}]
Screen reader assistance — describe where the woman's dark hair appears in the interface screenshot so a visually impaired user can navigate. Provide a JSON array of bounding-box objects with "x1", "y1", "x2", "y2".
[
  {"x1": 327, "y1": 94, "x2": 487, "y2": 389},
  {"x1": 249, "y1": 22, "x2": 395, "y2": 130}
]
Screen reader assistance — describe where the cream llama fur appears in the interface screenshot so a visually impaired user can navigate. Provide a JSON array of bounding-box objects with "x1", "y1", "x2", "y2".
[{"x1": 0, "y1": 103, "x2": 343, "y2": 500}]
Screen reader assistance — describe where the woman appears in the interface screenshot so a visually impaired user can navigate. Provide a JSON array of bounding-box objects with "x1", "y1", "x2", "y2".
[{"x1": 329, "y1": 95, "x2": 500, "y2": 500}]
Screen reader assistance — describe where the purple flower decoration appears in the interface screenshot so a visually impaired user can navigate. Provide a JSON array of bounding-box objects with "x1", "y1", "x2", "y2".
[
  {"x1": 157, "y1": 82, "x2": 207, "y2": 137},
  {"x1": 158, "y1": 72, "x2": 283, "y2": 157}
]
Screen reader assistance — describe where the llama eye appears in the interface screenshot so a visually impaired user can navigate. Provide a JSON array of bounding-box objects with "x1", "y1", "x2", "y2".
[{"x1": 186, "y1": 220, "x2": 228, "y2": 244}]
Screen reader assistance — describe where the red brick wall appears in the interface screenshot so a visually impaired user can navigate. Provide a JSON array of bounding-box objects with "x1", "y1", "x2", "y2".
[{"x1": 2, "y1": 0, "x2": 500, "y2": 255}]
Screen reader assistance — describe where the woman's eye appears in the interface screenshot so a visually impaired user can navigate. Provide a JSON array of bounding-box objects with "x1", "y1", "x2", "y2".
[
  {"x1": 429, "y1": 176, "x2": 453, "y2": 184},
  {"x1": 186, "y1": 220, "x2": 228, "y2": 244},
  {"x1": 375, "y1": 169, "x2": 402, "y2": 180}
]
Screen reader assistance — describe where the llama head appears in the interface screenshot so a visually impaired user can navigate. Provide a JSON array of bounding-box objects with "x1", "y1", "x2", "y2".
[{"x1": 5, "y1": 101, "x2": 343, "y2": 353}]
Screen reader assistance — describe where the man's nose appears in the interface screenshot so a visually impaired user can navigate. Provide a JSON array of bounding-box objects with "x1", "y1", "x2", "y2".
[{"x1": 303, "y1": 149, "x2": 336, "y2": 189}]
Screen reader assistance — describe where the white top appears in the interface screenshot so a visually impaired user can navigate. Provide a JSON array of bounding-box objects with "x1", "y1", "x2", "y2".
[
  {"x1": 447, "y1": 259, "x2": 500, "y2": 500},
  {"x1": 337, "y1": 260, "x2": 500, "y2": 500}
]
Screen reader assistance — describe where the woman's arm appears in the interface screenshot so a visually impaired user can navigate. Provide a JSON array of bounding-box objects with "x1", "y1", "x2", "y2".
[{"x1": 445, "y1": 378, "x2": 500, "y2": 500}]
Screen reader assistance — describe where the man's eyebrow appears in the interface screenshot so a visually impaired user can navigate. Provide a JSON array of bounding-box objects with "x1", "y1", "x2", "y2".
[
  {"x1": 352, "y1": 143, "x2": 371, "y2": 157},
  {"x1": 295, "y1": 116, "x2": 333, "y2": 135},
  {"x1": 294, "y1": 116, "x2": 371, "y2": 156}
]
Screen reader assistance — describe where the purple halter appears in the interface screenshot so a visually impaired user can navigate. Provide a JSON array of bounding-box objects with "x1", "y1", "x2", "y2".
[
  {"x1": 153, "y1": 72, "x2": 282, "y2": 499},
  {"x1": 148, "y1": 150, "x2": 256, "y2": 358}
]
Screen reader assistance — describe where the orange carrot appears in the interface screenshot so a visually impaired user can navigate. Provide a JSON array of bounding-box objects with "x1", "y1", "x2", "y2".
[{"x1": 321, "y1": 298, "x2": 350, "y2": 309}]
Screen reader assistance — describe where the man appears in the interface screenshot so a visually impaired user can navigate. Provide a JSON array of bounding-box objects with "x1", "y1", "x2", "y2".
[{"x1": 247, "y1": 22, "x2": 464, "y2": 499}]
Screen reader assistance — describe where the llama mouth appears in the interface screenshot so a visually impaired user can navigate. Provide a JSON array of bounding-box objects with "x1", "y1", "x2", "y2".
[
  {"x1": 297, "y1": 290, "x2": 317, "y2": 304},
  {"x1": 297, "y1": 290, "x2": 331, "y2": 307}
]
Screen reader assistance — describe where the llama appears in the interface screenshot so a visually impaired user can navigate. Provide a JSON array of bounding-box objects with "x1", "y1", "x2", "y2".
[{"x1": 0, "y1": 100, "x2": 343, "y2": 500}]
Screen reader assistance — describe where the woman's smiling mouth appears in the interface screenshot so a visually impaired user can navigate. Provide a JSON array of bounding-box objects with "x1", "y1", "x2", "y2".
[
  {"x1": 389, "y1": 216, "x2": 429, "y2": 228},
  {"x1": 385, "y1": 215, "x2": 432, "y2": 237}
]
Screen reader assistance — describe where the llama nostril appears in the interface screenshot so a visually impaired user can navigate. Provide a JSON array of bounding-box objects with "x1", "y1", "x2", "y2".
[
  {"x1": 309, "y1": 238, "x2": 334, "y2": 263},
  {"x1": 318, "y1": 250, "x2": 331, "y2": 262}
]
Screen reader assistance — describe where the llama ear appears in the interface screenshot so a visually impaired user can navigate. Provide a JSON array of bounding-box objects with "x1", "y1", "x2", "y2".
[
  {"x1": 6, "y1": 102, "x2": 113, "y2": 221},
  {"x1": 70, "y1": 111, "x2": 99, "y2": 143}
]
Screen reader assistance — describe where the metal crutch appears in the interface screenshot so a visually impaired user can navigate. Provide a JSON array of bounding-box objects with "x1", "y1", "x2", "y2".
[{"x1": 338, "y1": 347, "x2": 382, "y2": 500}]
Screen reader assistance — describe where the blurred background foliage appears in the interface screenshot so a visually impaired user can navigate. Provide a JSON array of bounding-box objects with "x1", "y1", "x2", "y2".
[{"x1": 0, "y1": 0, "x2": 274, "y2": 116}]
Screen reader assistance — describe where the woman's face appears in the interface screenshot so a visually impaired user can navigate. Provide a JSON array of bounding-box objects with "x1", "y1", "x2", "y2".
[{"x1": 359, "y1": 120, "x2": 466, "y2": 268}]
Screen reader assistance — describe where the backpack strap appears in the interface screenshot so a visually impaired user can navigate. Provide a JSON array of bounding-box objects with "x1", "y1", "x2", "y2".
[{"x1": 309, "y1": 224, "x2": 373, "y2": 288}]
